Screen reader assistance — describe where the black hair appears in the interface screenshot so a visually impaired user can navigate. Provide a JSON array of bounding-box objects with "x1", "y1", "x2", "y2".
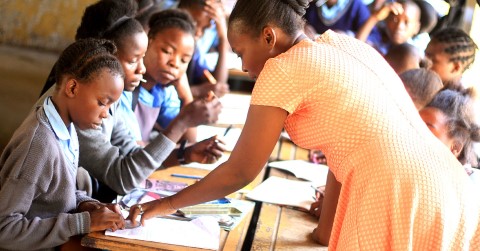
[
  {"x1": 413, "y1": 0, "x2": 437, "y2": 34},
  {"x1": 75, "y1": 0, "x2": 145, "y2": 50},
  {"x1": 430, "y1": 27, "x2": 478, "y2": 71},
  {"x1": 55, "y1": 38, "x2": 124, "y2": 84},
  {"x1": 426, "y1": 85, "x2": 480, "y2": 166},
  {"x1": 148, "y1": 9, "x2": 196, "y2": 39},
  {"x1": 228, "y1": 0, "x2": 310, "y2": 37},
  {"x1": 399, "y1": 68, "x2": 443, "y2": 109},
  {"x1": 178, "y1": 0, "x2": 205, "y2": 9}
]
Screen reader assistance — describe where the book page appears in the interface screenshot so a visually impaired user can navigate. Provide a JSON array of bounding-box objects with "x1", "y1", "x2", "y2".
[
  {"x1": 246, "y1": 176, "x2": 316, "y2": 211},
  {"x1": 105, "y1": 216, "x2": 220, "y2": 250}
]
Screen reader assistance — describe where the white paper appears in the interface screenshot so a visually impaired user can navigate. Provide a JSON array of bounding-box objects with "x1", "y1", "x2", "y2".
[
  {"x1": 246, "y1": 176, "x2": 316, "y2": 211},
  {"x1": 105, "y1": 216, "x2": 220, "y2": 250},
  {"x1": 216, "y1": 94, "x2": 251, "y2": 126},
  {"x1": 268, "y1": 160, "x2": 329, "y2": 186},
  {"x1": 196, "y1": 125, "x2": 242, "y2": 152}
]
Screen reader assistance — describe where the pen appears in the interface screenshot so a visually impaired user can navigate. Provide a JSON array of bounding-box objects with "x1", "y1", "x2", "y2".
[
  {"x1": 203, "y1": 69, "x2": 217, "y2": 85},
  {"x1": 223, "y1": 124, "x2": 233, "y2": 136},
  {"x1": 171, "y1": 173, "x2": 204, "y2": 180}
]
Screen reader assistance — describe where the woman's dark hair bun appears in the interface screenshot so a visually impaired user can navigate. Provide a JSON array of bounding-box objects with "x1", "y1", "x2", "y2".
[{"x1": 280, "y1": 0, "x2": 310, "y2": 16}]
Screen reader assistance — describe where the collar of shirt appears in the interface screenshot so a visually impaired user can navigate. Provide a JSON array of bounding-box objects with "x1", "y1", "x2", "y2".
[{"x1": 43, "y1": 97, "x2": 79, "y2": 166}]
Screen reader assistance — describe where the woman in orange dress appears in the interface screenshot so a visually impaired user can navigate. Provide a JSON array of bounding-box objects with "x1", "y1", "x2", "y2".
[{"x1": 129, "y1": 0, "x2": 480, "y2": 249}]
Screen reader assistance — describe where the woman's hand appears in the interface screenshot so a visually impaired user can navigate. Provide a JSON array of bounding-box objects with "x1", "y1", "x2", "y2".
[
  {"x1": 127, "y1": 197, "x2": 177, "y2": 227},
  {"x1": 185, "y1": 136, "x2": 226, "y2": 164}
]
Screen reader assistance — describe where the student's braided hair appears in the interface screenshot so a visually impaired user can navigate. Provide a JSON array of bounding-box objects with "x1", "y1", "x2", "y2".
[
  {"x1": 148, "y1": 9, "x2": 196, "y2": 39},
  {"x1": 430, "y1": 28, "x2": 478, "y2": 72},
  {"x1": 75, "y1": 0, "x2": 144, "y2": 50},
  {"x1": 229, "y1": 0, "x2": 310, "y2": 37},
  {"x1": 426, "y1": 84, "x2": 480, "y2": 166},
  {"x1": 55, "y1": 38, "x2": 124, "y2": 84}
]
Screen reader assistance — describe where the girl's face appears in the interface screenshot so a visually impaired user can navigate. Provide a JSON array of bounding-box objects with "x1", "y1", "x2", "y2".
[
  {"x1": 425, "y1": 41, "x2": 458, "y2": 83},
  {"x1": 144, "y1": 27, "x2": 195, "y2": 85},
  {"x1": 385, "y1": 3, "x2": 420, "y2": 45},
  {"x1": 228, "y1": 30, "x2": 272, "y2": 80},
  {"x1": 419, "y1": 107, "x2": 458, "y2": 156},
  {"x1": 116, "y1": 31, "x2": 148, "y2": 92},
  {"x1": 69, "y1": 70, "x2": 124, "y2": 130}
]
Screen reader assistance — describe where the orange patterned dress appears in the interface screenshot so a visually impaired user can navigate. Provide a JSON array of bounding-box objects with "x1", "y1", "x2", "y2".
[{"x1": 251, "y1": 30, "x2": 480, "y2": 250}]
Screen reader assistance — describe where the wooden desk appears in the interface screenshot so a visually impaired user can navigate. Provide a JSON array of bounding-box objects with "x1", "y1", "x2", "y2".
[
  {"x1": 81, "y1": 165, "x2": 265, "y2": 251},
  {"x1": 248, "y1": 166, "x2": 328, "y2": 250}
]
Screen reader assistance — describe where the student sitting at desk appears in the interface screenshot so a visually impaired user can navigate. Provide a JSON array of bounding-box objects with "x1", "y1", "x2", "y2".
[
  {"x1": 0, "y1": 39, "x2": 125, "y2": 250},
  {"x1": 129, "y1": 0, "x2": 480, "y2": 249}
]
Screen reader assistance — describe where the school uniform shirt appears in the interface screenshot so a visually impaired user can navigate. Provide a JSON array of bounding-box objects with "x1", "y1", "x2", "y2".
[
  {"x1": 304, "y1": 0, "x2": 382, "y2": 44},
  {"x1": 0, "y1": 97, "x2": 94, "y2": 251},
  {"x1": 251, "y1": 30, "x2": 480, "y2": 250},
  {"x1": 118, "y1": 91, "x2": 142, "y2": 141},
  {"x1": 135, "y1": 84, "x2": 180, "y2": 142}
]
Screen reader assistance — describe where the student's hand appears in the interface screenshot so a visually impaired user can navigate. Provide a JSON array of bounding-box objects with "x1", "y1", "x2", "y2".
[
  {"x1": 89, "y1": 206, "x2": 126, "y2": 232},
  {"x1": 128, "y1": 197, "x2": 177, "y2": 227},
  {"x1": 185, "y1": 136, "x2": 226, "y2": 164},
  {"x1": 191, "y1": 82, "x2": 230, "y2": 99},
  {"x1": 309, "y1": 187, "x2": 325, "y2": 218},
  {"x1": 78, "y1": 201, "x2": 103, "y2": 212},
  {"x1": 373, "y1": 2, "x2": 404, "y2": 21},
  {"x1": 204, "y1": 0, "x2": 227, "y2": 39},
  {"x1": 178, "y1": 95, "x2": 222, "y2": 127}
]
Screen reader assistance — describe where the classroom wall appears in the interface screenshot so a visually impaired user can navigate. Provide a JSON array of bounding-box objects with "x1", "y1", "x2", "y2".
[{"x1": 0, "y1": 0, "x2": 96, "y2": 51}]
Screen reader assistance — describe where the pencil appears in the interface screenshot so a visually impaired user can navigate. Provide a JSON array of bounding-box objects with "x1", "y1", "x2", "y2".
[
  {"x1": 223, "y1": 124, "x2": 233, "y2": 136},
  {"x1": 203, "y1": 69, "x2": 217, "y2": 85},
  {"x1": 171, "y1": 173, "x2": 204, "y2": 180}
]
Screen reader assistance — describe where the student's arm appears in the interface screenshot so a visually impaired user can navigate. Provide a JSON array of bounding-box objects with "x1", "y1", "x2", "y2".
[
  {"x1": 312, "y1": 170, "x2": 341, "y2": 245},
  {"x1": 206, "y1": 0, "x2": 229, "y2": 84},
  {"x1": 129, "y1": 104, "x2": 288, "y2": 223},
  {"x1": 172, "y1": 74, "x2": 197, "y2": 143},
  {"x1": 356, "y1": 2, "x2": 403, "y2": 42},
  {"x1": 79, "y1": 96, "x2": 222, "y2": 195}
]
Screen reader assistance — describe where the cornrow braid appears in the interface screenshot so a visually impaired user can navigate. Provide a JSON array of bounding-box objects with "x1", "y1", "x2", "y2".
[
  {"x1": 430, "y1": 28, "x2": 478, "y2": 71},
  {"x1": 55, "y1": 38, "x2": 124, "y2": 84}
]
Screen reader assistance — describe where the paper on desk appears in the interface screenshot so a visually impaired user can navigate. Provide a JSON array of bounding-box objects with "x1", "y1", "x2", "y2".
[
  {"x1": 246, "y1": 176, "x2": 316, "y2": 211},
  {"x1": 105, "y1": 216, "x2": 220, "y2": 250},
  {"x1": 216, "y1": 94, "x2": 251, "y2": 126},
  {"x1": 196, "y1": 125, "x2": 242, "y2": 151},
  {"x1": 268, "y1": 160, "x2": 329, "y2": 187}
]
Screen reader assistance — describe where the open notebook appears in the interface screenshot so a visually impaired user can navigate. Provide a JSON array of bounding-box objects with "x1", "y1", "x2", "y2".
[
  {"x1": 246, "y1": 176, "x2": 316, "y2": 211},
  {"x1": 268, "y1": 160, "x2": 329, "y2": 187},
  {"x1": 106, "y1": 215, "x2": 220, "y2": 250}
]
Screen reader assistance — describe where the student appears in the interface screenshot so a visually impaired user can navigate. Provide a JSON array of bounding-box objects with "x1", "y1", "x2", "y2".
[
  {"x1": 356, "y1": 0, "x2": 421, "y2": 55},
  {"x1": 0, "y1": 38, "x2": 125, "y2": 250},
  {"x1": 37, "y1": 0, "x2": 224, "y2": 203},
  {"x1": 137, "y1": 9, "x2": 204, "y2": 143},
  {"x1": 399, "y1": 68, "x2": 443, "y2": 110},
  {"x1": 419, "y1": 86, "x2": 480, "y2": 186},
  {"x1": 425, "y1": 27, "x2": 477, "y2": 87},
  {"x1": 129, "y1": 0, "x2": 480, "y2": 249},
  {"x1": 303, "y1": 0, "x2": 381, "y2": 43},
  {"x1": 384, "y1": 42, "x2": 423, "y2": 74},
  {"x1": 136, "y1": 0, "x2": 230, "y2": 99}
]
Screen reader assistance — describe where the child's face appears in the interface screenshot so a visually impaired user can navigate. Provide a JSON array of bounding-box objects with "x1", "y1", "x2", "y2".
[
  {"x1": 228, "y1": 30, "x2": 272, "y2": 81},
  {"x1": 69, "y1": 70, "x2": 124, "y2": 130},
  {"x1": 385, "y1": 3, "x2": 420, "y2": 45},
  {"x1": 117, "y1": 31, "x2": 148, "y2": 92},
  {"x1": 188, "y1": 7, "x2": 213, "y2": 41},
  {"x1": 419, "y1": 107, "x2": 457, "y2": 155},
  {"x1": 144, "y1": 27, "x2": 195, "y2": 85},
  {"x1": 425, "y1": 41, "x2": 459, "y2": 83}
]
